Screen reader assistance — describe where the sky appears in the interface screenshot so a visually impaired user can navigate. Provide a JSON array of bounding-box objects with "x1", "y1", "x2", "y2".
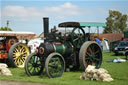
[{"x1": 0, "y1": 0, "x2": 128, "y2": 35}]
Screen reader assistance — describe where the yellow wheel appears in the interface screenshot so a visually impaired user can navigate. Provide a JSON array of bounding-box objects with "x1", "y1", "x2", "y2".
[{"x1": 8, "y1": 42, "x2": 30, "y2": 68}]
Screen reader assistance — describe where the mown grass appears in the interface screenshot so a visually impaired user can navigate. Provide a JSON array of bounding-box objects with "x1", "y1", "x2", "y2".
[{"x1": 0, "y1": 52, "x2": 128, "y2": 85}]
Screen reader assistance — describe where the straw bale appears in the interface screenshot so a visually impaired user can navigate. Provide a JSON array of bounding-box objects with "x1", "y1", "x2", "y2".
[
  {"x1": 85, "y1": 65, "x2": 95, "y2": 73},
  {"x1": 98, "y1": 68, "x2": 108, "y2": 73},
  {"x1": 103, "y1": 78, "x2": 114, "y2": 82},
  {"x1": 99, "y1": 73, "x2": 111, "y2": 80},
  {"x1": 0, "y1": 65, "x2": 12, "y2": 76},
  {"x1": 0, "y1": 63, "x2": 8, "y2": 68}
]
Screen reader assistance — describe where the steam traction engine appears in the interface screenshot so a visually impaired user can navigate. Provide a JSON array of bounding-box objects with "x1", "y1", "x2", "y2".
[
  {"x1": 25, "y1": 18, "x2": 102, "y2": 78},
  {"x1": 0, "y1": 31, "x2": 36, "y2": 67}
]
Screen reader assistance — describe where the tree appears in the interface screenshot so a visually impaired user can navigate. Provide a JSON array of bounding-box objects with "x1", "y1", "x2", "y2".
[
  {"x1": 125, "y1": 25, "x2": 128, "y2": 32},
  {"x1": 103, "y1": 10, "x2": 127, "y2": 33},
  {"x1": 0, "y1": 26, "x2": 13, "y2": 31}
]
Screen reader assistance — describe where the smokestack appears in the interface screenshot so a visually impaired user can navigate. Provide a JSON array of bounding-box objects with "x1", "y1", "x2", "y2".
[{"x1": 43, "y1": 17, "x2": 49, "y2": 37}]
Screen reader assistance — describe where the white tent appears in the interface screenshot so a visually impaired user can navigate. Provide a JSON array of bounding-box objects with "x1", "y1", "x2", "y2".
[{"x1": 102, "y1": 39, "x2": 110, "y2": 52}]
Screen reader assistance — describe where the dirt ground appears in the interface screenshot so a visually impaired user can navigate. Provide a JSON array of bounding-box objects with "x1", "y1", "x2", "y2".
[{"x1": 0, "y1": 80, "x2": 47, "y2": 85}]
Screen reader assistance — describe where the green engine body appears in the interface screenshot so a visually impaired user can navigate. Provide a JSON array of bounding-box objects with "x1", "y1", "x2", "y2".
[
  {"x1": 53, "y1": 42, "x2": 74, "y2": 55},
  {"x1": 39, "y1": 41, "x2": 74, "y2": 57}
]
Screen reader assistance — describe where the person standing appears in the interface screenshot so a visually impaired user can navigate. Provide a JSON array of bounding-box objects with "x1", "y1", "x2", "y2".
[{"x1": 94, "y1": 36, "x2": 102, "y2": 48}]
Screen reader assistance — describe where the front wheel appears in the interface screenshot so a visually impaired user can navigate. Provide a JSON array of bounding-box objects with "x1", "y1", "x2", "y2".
[
  {"x1": 45, "y1": 53, "x2": 65, "y2": 78},
  {"x1": 24, "y1": 52, "x2": 44, "y2": 76}
]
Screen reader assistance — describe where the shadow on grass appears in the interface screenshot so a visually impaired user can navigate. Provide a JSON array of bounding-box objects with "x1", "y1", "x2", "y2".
[
  {"x1": 39, "y1": 69, "x2": 83, "y2": 79},
  {"x1": 39, "y1": 71, "x2": 49, "y2": 78}
]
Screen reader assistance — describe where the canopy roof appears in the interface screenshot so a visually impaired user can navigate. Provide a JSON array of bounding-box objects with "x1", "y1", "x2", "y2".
[
  {"x1": 58, "y1": 22, "x2": 106, "y2": 28},
  {"x1": 80, "y1": 22, "x2": 106, "y2": 27},
  {"x1": 58, "y1": 22, "x2": 80, "y2": 27}
]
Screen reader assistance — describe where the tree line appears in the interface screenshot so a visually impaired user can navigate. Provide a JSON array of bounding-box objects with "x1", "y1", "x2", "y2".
[{"x1": 0, "y1": 27, "x2": 12, "y2": 31}]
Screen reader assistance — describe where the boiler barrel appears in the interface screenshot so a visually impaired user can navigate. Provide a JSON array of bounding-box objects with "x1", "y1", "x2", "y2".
[{"x1": 53, "y1": 42, "x2": 74, "y2": 55}]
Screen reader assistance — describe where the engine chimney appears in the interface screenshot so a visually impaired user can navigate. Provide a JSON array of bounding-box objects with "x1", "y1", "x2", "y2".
[{"x1": 43, "y1": 17, "x2": 49, "y2": 37}]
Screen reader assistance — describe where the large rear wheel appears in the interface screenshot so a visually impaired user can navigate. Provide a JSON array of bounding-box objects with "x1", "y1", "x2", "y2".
[{"x1": 79, "y1": 41, "x2": 102, "y2": 69}]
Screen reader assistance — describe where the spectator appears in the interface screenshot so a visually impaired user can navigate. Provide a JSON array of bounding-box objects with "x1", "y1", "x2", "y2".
[{"x1": 94, "y1": 36, "x2": 102, "y2": 48}]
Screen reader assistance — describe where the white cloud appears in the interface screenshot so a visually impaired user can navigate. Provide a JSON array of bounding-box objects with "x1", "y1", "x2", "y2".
[
  {"x1": 2, "y1": 2, "x2": 92, "y2": 20},
  {"x1": 43, "y1": 2, "x2": 93, "y2": 19},
  {"x1": 2, "y1": 6, "x2": 43, "y2": 17},
  {"x1": 43, "y1": 2, "x2": 82, "y2": 17}
]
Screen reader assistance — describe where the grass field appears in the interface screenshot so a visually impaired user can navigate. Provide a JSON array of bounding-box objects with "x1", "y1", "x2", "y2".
[{"x1": 0, "y1": 52, "x2": 128, "y2": 85}]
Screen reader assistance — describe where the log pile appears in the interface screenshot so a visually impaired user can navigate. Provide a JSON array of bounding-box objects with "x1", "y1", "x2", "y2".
[
  {"x1": 80, "y1": 65, "x2": 113, "y2": 82},
  {"x1": 0, "y1": 63, "x2": 12, "y2": 76}
]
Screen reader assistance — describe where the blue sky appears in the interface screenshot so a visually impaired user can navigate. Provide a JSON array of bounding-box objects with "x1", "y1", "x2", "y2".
[{"x1": 0, "y1": 0, "x2": 128, "y2": 35}]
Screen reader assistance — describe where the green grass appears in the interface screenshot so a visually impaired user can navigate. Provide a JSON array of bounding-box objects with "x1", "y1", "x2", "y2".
[{"x1": 0, "y1": 52, "x2": 128, "y2": 85}]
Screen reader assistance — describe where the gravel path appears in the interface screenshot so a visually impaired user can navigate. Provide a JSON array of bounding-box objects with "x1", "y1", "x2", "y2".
[{"x1": 0, "y1": 80, "x2": 48, "y2": 85}]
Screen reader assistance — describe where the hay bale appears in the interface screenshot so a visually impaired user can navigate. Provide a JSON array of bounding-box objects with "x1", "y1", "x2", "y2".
[
  {"x1": 84, "y1": 76, "x2": 90, "y2": 80},
  {"x1": 93, "y1": 73, "x2": 102, "y2": 81},
  {"x1": 103, "y1": 78, "x2": 114, "y2": 82},
  {"x1": 0, "y1": 63, "x2": 12, "y2": 76},
  {"x1": 85, "y1": 65, "x2": 95, "y2": 73},
  {"x1": 80, "y1": 75, "x2": 84, "y2": 80},
  {"x1": 0, "y1": 63, "x2": 8, "y2": 68},
  {"x1": 99, "y1": 73, "x2": 111, "y2": 80},
  {"x1": 1, "y1": 67, "x2": 12, "y2": 76},
  {"x1": 93, "y1": 73, "x2": 98, "y2": 79},
  {"x1": 80, "y1": 72, "x2": 86, "y2": 80},
  {"x1": 98, "y1": 68, "x2": 108, "y2": 73},
  {"x1": 91, "y1": 69, "x2": 98, "y2": 74},
  {"x1": 82, "y1": 72, "x2": 86, "y2": 77},
  {"x1": 97, "y1": 69, "x2": 106, "y2": 75},
  {"x1": 86, "y1": 73, "x2": 93, "y2": 78},
  {"x1": 96, "y1": 77, "x2": 102, "y2": 81},
  {"x1": 80, "y1": 65, "x2": 114, "y2": 82}
]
